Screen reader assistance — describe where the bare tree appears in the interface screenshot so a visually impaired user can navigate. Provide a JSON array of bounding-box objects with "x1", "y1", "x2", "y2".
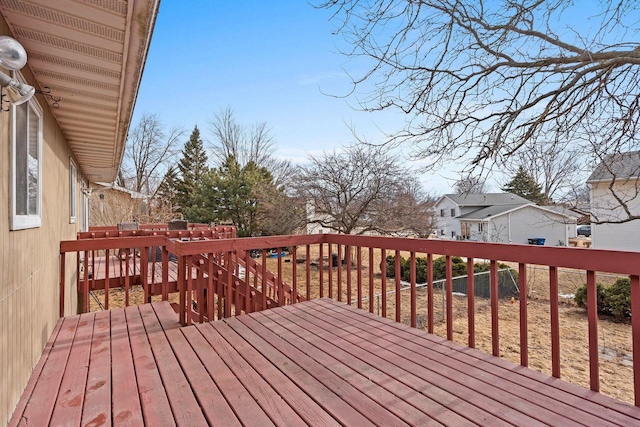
[
  {"x1": 294, "y1": 144, "x2": 434, "y2": 235},
  {"x1": 454, "y1": 174, "x2": 488, "y2": 194},
  {"x1": 120, "y1": 113, "x2": 183, "y2": 195},
  {"x1": 318, "y1": 0, "x2": 640, "y2": 219},
  {"x1": 505, "y1": 139, "x2": 581, "y2": 202},
  {"x1": 208, "y1": 107, "x2": 292, "y2": 186}
]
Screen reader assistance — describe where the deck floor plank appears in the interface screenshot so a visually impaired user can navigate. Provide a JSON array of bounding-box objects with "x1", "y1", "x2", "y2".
[
  {"x1": 315, "y1": 299, "x2": 609, "y2": 426},
  {"x1": 206, "y1": 320, "x2": 341, "y2": 427},
  {"x1": 231, "y1": 315, "x2": 405, "y2": 426},
  {"x1": 252, "y1": 309, "x2": 443, "y2": 426},
  {"x1": 8, "y1": 319, "x2": 63, "y2": 426},
  {"x1": 264, "y1": 305, "x2": 480, "y2": 426},
  {"x1": 125, "y1": 306, "x2": 175, "y2": 427},
  {"x1": 49, "y1": 313, "x2": 95, "y2": 426},
  {"x1": 17, "y1": 316, "x2": 79, "y2": 426},
  {"x1": 110, "y1": 307, "x2": 144, "y2": 426},
  {"x1": 314, "y1": 298, "x2": 633, "y2": 427},
  {"x1": 138, "y1": 304, "x2": 208, "y2": 426},
  {"x1": 183, "y1": 324, "x2": 275, "y2": 426},
  {"x1": 150, "y1": 303, "x2": 241, "y2": 427},
  {"x1": 222, "y1": 317, "x2": 376, "y2": 427},
  {"x1": 314, "y1": 298, "x2": 635, "y2": 426},
  {"x1": 201, "y1": 322, "x2": 308, "y2": 426},
  {"x1": 10, "y1": 299, "x2": 640, "y2": 426},
  {"x1": 302, "y1": 300, "x2": 553, "y2": 427},
  {"x1": 81, "y1": 310, "x2": 112, "y2": 427}
]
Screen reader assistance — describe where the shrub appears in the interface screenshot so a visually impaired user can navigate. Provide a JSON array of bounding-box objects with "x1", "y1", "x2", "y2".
[{"x1": 574, "y1": 278, "x2": 630, "y2": 321}]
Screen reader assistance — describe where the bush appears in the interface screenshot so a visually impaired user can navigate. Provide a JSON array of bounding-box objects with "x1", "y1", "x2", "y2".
[{"x1": 574, "y1": 278, "x2": 630, "y2": 321}]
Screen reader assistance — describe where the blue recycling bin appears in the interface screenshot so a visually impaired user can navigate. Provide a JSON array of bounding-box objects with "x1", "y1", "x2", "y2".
[{"x1": 528, "y1": 238, "x2": 545, "y2": 245}]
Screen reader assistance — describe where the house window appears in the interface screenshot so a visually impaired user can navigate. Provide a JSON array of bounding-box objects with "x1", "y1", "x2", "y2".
[
  {"x1": 440, "y1": 229, "x2": 445, "y2": 236},
  {"x1": 450, "y1": 208, "x2": 456, "y2": 217},
  {"x1": 10, "y1": 82, "x2": 42, "y2": 230},
  {"x1": 70, "y1": 160, "x2": 77, "y2": 223},
  {"x1": 451, "y1": 231, "x2": 456, "y2": 238},
  {"x1": 440, "y1": 209, "x2": 445, "y2": 217},
  {"x1": 479, "y1": 223, "x2": 485, "y2": 232},
  {"x1": 461, "y1": 222, "x2": 470, "y2": 239}
]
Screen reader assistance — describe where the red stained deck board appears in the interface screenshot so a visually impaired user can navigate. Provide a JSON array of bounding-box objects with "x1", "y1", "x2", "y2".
[
  {"x1": 251, "y1": 310, "x2": 441, "y2": 426},
  {"x1": 150, "y1": 303, "x2": 240, "y2": 426},
  {"x1": 81, "y1": 310, "x2": 111, "y2": 427},
  {"x1": 221, "y1": 317, "x2": 376, "y2": 427},
  {"x1": 303, "y1": 300, "x2": 552, "y2": 427},
  {"x1": 317, "y1": 300, "x2": 635, "y2": 427},
  {"x1": 124, "y1": 306, "x2": 175, "y2": 426},
  {"x1": 261, "y1": 306, "x2": 476, "y2": 426},
  {"x1": 138, "y1": 304, "x2": 207, "y2": 426},
  {"x1": 49, "y1": 313, "x2": 95, "y2": 426},
  {"x1": 17, "y1": 316, "x2": 79, "y2": 426},
  {"x1": 231, "y1": 315, "x2": 405, "y2": 426},
  {"x1": 8, "y1": 319, "x2": 63, "y2": 426},
  {"x1": 110, "y1": 307, "x2": 144, "y2": 426},
  {"x1": 11, "y1": 298, "x2": 640, "y2": 426},
  {"x1": 201, "y1": 322, "x2": 307, "y2": 426},
  {"x1": 183, "y1": 325, "x2": 274, "y2": 426},
  {"x1": 311, "y1": 299, "x2": 627, "y2": 427},
  {"x1": 205, "y1": 320, "x2": 340, "y2": 427}
]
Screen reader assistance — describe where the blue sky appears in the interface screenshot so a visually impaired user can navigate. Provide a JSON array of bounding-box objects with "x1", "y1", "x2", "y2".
[{"x1": 131, "y1": 1, "x2": 456, "y2": 193}]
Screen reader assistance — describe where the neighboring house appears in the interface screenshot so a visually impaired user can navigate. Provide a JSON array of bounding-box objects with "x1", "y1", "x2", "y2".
[
  {"x1": 305, "y1": 202, "x2": 337, "y2": 234},
  {"x1": 587, "y1": 151, "x2": 640, "y2": 251},
  {"x1": 0, "y1": 2, "x2": 159, "y2": 425},
  {"x1": 435, "y1": 193, "x2": 577, "y2": 245},
  {"x1": 90, "y1": 182, "x2": 148, "y2": 227}
]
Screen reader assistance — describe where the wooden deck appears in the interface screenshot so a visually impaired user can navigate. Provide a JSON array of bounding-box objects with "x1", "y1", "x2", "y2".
[{"x1": 10, "y1": 299, "x2": 640, "y2": 426}]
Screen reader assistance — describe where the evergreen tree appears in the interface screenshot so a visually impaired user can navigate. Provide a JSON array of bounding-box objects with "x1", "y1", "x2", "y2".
[
  {"x1": 156, "y1": 166, "x2": 179, "y2": 210},
  {"x1": 502, "y1": 166, "x2": 549, "y2": 204},
  {"x1": 176, "y1": 125, "x2": 208, "y2": 212}
]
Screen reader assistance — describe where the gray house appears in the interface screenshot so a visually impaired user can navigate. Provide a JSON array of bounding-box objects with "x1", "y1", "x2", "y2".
[{"x1": 435, "y1": 193, "x2": 578, "y2": 245}]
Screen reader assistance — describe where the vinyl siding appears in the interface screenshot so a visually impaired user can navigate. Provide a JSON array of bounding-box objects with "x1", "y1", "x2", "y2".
[
  {"x1": 0, "y1": 19, "x2": 81, "y2": 425},
  {"x1": 591, "y1": 181, "x2": 640, "y2": 251}
]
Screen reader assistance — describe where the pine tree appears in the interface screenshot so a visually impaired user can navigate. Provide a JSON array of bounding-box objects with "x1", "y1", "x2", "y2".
[
  {"x1": 502, "y1": 166, "x2": 549, "y2": 204},
  {"x1": 176, "y1": 125, "x2": 209, "y2": 212},
  {"x1": 156, "y1": 166, "x2": 179, "y2": 209}
]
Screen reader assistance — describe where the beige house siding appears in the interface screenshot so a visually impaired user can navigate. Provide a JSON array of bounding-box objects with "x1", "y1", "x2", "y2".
[{"x1": 0, "y1": 21, "x2": 82, "y2": 425}]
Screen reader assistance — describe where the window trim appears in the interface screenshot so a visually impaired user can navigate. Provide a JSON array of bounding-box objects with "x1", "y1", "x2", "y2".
[
  {"x1": 70, "y1": 159, "x2": 78, "y2": 223},
  {"x1": 10, "y1": 72, "x2": 43, "y2": 231}
]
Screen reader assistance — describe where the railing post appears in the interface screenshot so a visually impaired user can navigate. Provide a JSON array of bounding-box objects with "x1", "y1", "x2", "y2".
[
  {"x1": 306, "y1": 245, "x2": 311, "y2": 301},
  {"x1": 586, "y1": 270, "x2": 598, "y2": 391},
  {"x1": 83, "y1": 251, "x2": 89, "y2": 314},
  {"x1": 631, "y1": 275, "x2": 640, "y2": 406},
  {"x1": 346, "y1": 245, "x2": 352, "y2": 305},
  {"x1": 446, "y1": 255, "x2": 453, "y2": 340},
  {"x1": 410, "y1": 252, "x2": 416, "y2": 328},
  {"x1": 357, "y1": 246, "x2": 362, "y2": 309},
  {"x1": 319, "y1": 243, "x2": 324, "y2": 298},
  {"x1": 368, "y1": 247, "x2": 374, "y2": 313},
  {"x1": 177, "y1": 254, "x2": 186, "y2": 325},
  {"x1": 467, "y1": 257, "x2": 475, "y2": 348},
  {"x1": 550, "y1": 266, "x2": 560, "y2": 378},
  {"x1": 490, "y1": 260, "x2": 498, "y2": 356},
  {"x1": 381, "y1": 248, "x2": 387, "y2": 318},
  {"x1": 519, "y1": 263, "x2": 528, "y2": 367},
  {"x1": 162, "y1": 246, "x2": 169, "y2": 301},
  {"x1": 427, "y1": 253, "x2": 433, "y2": 333},
  {"x1": 59, "y1": 252, "x2": 65, "y2": 318},
  {"x1": 395, "y1": 250, "x2": 401, "y2": 323}
]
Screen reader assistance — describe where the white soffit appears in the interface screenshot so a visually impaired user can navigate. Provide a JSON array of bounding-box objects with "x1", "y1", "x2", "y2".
[{"x1": 0, "y1": 0, "x2": 160, "y2": 182}]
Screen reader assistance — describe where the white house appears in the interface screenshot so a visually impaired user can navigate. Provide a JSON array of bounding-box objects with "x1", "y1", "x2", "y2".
[
  {"x1": 435, "y1": 193, "x2": 578, "y2": 246},
  {"x1": 587, "y1": 151, "x2": 640, "y2": 251}
]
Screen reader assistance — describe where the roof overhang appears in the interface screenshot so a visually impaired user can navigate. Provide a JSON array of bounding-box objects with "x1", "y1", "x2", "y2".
[{"x1": 0, "y1": 0, "x2": 160, "y2": 182}]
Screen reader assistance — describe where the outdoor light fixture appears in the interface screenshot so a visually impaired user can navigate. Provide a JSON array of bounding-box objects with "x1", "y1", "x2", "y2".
[{"x1": 0, "y1": 35, "x2": 35, "y2": 107}]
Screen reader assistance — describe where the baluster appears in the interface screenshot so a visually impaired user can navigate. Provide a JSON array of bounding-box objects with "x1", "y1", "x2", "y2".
[
  {"x1": 519, "y1": 263, "x2": 528, "y2": 366},
  {"x1": 395, "y1": 249, "x2": 401, "y2": 323},
  {"x1": 550, "y1": 266, "x2": 560, "y2": 377},
  {"x1": 467, "y1": 257, "x2": 475, "y2": 348},
  {"x1": 490, "y1": 260, "x2": 499, "y2": 356},
  {"x1": 445, "y1": 255, "x2": 453, "y2": 340}
]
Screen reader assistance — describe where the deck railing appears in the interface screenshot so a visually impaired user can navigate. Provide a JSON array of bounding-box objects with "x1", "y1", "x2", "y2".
[{"x1": 60, "y1": 232, "x2": 640, "y2": 405}]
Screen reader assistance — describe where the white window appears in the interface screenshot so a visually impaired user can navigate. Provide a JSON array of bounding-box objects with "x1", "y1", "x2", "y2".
[
  {"x1": 450, "y1": 208, "x2": 456, "y2": 217},
  {"x1": 10, "y1": 79, "x2": 42, "y2": 230},
  {"x1": 440, "y1": 209, "x2": 445, "y2": 217},
  {"x1": 81, "y1": 181, "x2": 89, "y2": 232},
  {"x1": 70, "y1": 160, "x2": 77, "y2": 223}
]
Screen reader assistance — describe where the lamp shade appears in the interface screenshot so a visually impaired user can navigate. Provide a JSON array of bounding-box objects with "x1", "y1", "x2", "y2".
[{"x1": 0, "y1": 36, "x2": 27, "y2": 71}]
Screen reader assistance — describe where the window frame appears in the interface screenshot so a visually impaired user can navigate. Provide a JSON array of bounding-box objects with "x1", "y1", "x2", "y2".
[
  {"x1": 450, "y1": 208, "x2": 456, "y2": 217},
  {"x1": 10, "y1": 73, "x2": 43, "y2": 231},
  {"x1": 69, "y1": 159, "x2": 78, "y2": 223}
]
